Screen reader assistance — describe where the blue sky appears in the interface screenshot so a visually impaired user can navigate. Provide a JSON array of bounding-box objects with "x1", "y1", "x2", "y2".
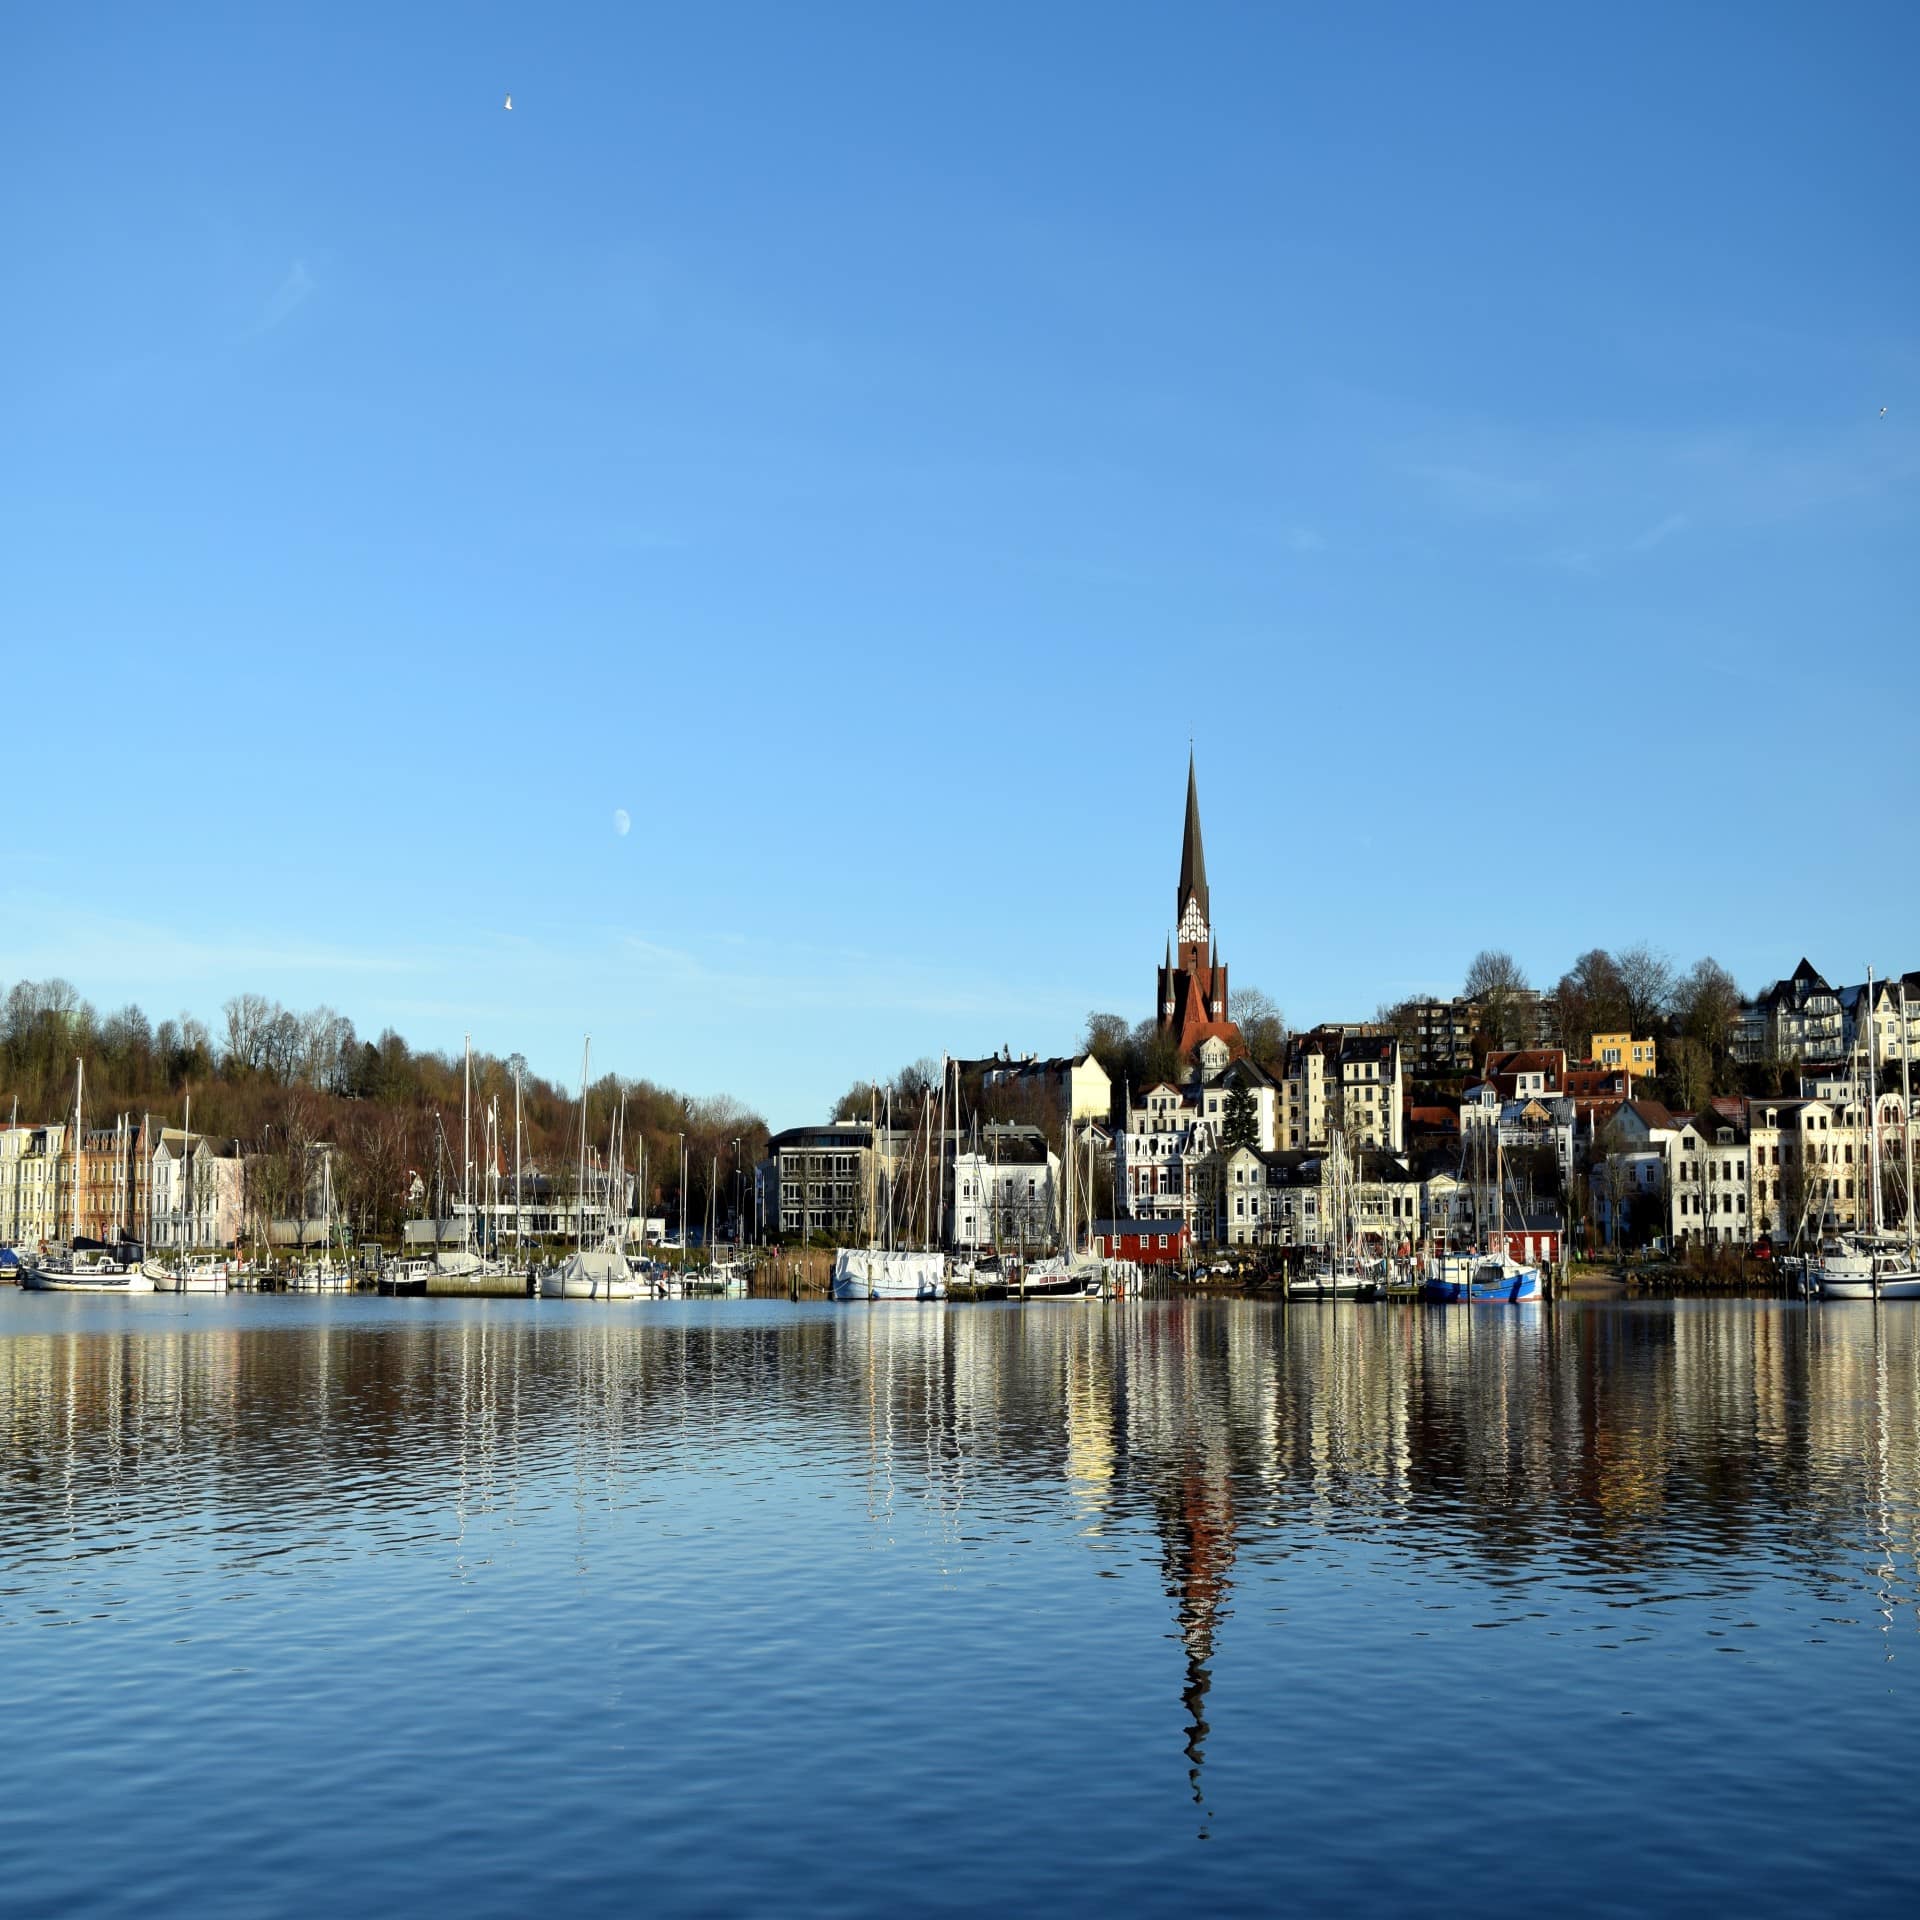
[{"x1": 6, "y1": 3, "x2": 1916, "y2": 1127}]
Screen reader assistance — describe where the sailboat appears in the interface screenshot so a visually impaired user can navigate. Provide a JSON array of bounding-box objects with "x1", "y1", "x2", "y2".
[
  {"x1": 1425, "y1": 1113, "x2": 1541, "y2": 1303},
  {"x1": 542, "y1": 1040, "x2": 643, "y2": 1299},
  {"x1": 25, "y1": 1060, "x2": 155, "y2": 1294},
  {"x1": 1016, "y1": 1115, "x2": 1108, "y2": 1298},
  {"x1": 1291, "y1": 1132, "x2": 1371, "y2": 1297},
  {"x1": 832, "y1": 1087, "x2": 945, "y2": 1300},
  {"x1": 1817, "y1": 973, "x2": 1920, "y2": 1300},
  {"x1": 145, "y1": 1095, "x2": 231, "y2": 1291}
]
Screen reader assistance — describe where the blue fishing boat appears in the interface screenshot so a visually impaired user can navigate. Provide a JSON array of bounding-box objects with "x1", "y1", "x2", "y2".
[{"x1": 1424, "y1": 1253, "x2": 1541, "y2": 1303}]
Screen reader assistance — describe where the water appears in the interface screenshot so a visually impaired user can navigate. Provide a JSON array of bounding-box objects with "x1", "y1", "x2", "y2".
[{"x1": 2, "y1": 1293, "x2": 1917, "y2": 1917}]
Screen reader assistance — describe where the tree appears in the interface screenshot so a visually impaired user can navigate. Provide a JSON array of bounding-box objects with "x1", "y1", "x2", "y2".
[
  {"x1": 1231, "y1": 987, "x2": 1287, "y2": 1070},
  {"x1": 1131, "y1": 1018, "x2": 1184, "y2": 1092},
  {"x1": 1463, "y1": 951, "x2": 1531, "y2": 1052},
  {"x1": 1667, "y1": 1036, "x2": 1715, "y2": 1115},
  {"x1": 1552, "y1": 950, "x2": 1629, "y2": 1055},
  {"x1": 1221, "y1": 1084, "x2": 1258, "y2": 1151},
  {"x1": 1671, "y1": 957, "x2": 1742, "y2": 1094},
  {"x1": 1616, "y1": 944, "x2": 1676, "y2": 1038},
  {"x1": 1082, "y1": 1012, "x2": 1131, "y2": 1083},
  {"x1": 1463, "y1": 950, "x2": 1528, "y2": 998}
]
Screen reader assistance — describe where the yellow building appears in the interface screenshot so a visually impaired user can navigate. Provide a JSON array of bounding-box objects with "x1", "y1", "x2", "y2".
[{"x1": 1592, "y1": 1033, "x2": 1657, "y2": 1079}]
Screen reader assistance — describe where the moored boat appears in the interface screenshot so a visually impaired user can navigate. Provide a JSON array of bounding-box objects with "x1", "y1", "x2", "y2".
[
  {"x1": 24, "y1": 1253, "x2": 156, "y2": 1294},
  {"x1": 830, "y1": 1248, "x2": 945, "y2": 1300},
  {"x1": 1424, "y1": 1253, "x2": 1542, "y2": 1304},
  {"x1": 541, "y1": 1248, "x2": 642, "y2": 1299},
  {"x1": 144, "y1": 1255, "x2": 232, "y2": 1293}
]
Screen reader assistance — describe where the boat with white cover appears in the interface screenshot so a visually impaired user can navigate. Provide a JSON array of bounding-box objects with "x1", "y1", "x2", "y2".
[
  {"x1": 831, "y1": 1248, "x2": 945, "y2": 1300},
  {"x1": 541, "y1": 1248, "x2": 642, "y2": 1299}
]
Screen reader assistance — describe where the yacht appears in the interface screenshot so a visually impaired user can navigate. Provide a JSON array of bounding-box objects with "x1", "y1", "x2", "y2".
[{"x1": 25, "y1": 1249, "x2": 156, "y2": 1294}]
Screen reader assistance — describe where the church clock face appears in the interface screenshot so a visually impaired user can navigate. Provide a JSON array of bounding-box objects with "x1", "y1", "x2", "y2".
[{"x1": 1178, "y1": 896, "x2": 1208, "y2": 945}]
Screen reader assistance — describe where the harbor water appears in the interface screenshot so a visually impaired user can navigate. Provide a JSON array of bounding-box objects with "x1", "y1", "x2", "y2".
[{"x1": 3, "y1": 1292, "x2": 1917, "y2": 1916}]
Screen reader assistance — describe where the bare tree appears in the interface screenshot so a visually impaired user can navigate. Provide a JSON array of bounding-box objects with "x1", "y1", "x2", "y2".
[
  {"x1": 1616, "y1": 944, "x2": 1676, "y2": 1038},
  {"x1": 1230, "y1": 986, "x2": 1287, "y2": 1069},
  {"x1": 1463, "y1": 950, "x2": 1528, "y2": 997}
]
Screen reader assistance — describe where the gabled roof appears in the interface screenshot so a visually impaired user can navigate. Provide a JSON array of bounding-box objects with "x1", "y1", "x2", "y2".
[
  {"x1": 1484, "y1": 1048, "x2": 1565, "y2": 1076},
  {"x1": 1218, "y1": 1056, "x2": 1276, "y2": 1090}
]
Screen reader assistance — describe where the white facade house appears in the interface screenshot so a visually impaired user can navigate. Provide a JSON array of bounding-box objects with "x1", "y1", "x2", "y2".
[
  {"x1": 949, "y1": 1148, "x2": 1060, "y2": 1252},
  {"x1": 1666, "y1": 1116, "x2": 1751, "y2": 1248},
  {"x1": 150, "y1": 1131, "x2": 245, "y2": 1249}
]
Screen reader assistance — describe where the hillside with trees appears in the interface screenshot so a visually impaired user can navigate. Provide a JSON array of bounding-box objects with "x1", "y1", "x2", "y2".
[{"x1": 0, "y1": 978, "x2": 768, "y2": 1244}]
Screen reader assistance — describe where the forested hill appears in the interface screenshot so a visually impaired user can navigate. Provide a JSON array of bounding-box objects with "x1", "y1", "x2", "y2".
[{"x1": 1, "y1": 980, "x2": 769, "y2": 1238}]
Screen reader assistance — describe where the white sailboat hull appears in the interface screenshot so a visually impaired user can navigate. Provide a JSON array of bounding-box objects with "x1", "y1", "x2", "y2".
[
  {"x1": 1818, "y1": 1268, "x2": 1920, "y2": 1300},
  {"x1": 1291, "y1": 1263, "x2": 1370, "y2": 1297}
]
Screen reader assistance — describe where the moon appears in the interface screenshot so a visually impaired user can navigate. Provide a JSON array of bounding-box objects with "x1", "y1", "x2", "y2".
[{"x1": 613, "y1": 808, "x2": 631, "y2": 838}]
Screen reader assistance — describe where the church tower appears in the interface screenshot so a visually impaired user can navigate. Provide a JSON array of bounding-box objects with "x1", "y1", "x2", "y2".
[{"x1": 1155, "y1": 754, "x2": 1234, "y2": 1057}]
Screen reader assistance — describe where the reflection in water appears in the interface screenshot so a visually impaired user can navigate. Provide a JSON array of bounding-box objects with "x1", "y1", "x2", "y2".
[{"x1": 4, "y1": 1295, "x2": 1920, "y2": 1914}]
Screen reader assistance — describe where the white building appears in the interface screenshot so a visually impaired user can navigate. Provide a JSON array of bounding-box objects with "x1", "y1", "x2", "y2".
[
  {"x1": 1117, "y1": 1060, "x2": 1276, "y2": 1232},
  {"x1": 1666, "y1": 1114, "x2": 1752, "y2": 1249},
  {"x1": 948, "y1": 1139, "x2": 1059, "y2": 1252},
  {"x1": 150, "y1": 1130, "x2": 246, "y2": 1249}
]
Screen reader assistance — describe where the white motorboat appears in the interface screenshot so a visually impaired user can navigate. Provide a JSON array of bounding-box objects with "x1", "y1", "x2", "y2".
[
  {"x1": 831, "y1": 1248, "x2": 945, "y2": 1301},
  {"x1": 677, "y1": 1261, "x2": 749, "y2": 1297},
  {"x1": 144, "y1": 1256, "x2": 232, "y2": 1293}
]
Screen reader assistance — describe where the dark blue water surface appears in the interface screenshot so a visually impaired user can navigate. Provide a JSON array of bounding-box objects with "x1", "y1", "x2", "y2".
[{"x1": 3, "y1": 1293, "x2": 1917, "y2": 1917}]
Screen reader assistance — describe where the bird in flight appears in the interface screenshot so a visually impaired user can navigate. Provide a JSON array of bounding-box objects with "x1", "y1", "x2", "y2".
[
  {"x1": 1880, "y1": 405, "x2": 1888, "y2": 418},
  {"x1": 504, "y1": 93, "x2": 513, "y2": 111}
]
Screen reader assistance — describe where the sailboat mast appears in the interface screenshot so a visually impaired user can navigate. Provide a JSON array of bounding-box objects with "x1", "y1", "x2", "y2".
[
  {"x1": 72, "y1": 1057, "x2": 83, "y2": 1247},
  {"x1": 1901, "y1": 979, "x2": 1917, "y2": 1260},
  {"x1": 514, "y1": 1066, "x2": 523, "y2": 1257},
  {"x1": 1865, "y1": 968, "x2": 1883, "y2": 1242},
  {"x1": 577, "y1": 1038, "x2": 590, "y2": 1257},
  {"x1": 463, "y1": 1035, "x2": 473, "y2": 1252}
]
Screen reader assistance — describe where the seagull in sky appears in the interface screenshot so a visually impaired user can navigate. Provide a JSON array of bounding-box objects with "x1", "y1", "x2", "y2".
[
  {"x1": 1880, "y1": 405, "x2": 1888, "y2": 418},
  {"x1": 503, "y1": 93, "x2": 513, "y2": 111}
]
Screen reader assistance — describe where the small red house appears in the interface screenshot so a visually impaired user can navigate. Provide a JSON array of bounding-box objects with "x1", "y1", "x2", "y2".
[{"x1": 1090, "y1": 1219, "x2": 1190, "y2": 1265}]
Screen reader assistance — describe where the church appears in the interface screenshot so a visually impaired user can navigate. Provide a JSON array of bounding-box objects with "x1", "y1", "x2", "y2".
[{"x1": 1155, "y1": 754, "x2": 1244, "y2": 1066}]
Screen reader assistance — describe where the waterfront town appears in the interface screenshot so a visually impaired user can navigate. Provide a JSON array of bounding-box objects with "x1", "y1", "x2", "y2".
[{"x1": 3, "y1": 759, "x2": 1914, "y2": 1287}]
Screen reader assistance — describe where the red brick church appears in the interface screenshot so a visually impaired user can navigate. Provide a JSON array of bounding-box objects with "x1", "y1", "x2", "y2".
[{"x1": 1156, "y1": 755, "x2": 1244, "y2": 1062}]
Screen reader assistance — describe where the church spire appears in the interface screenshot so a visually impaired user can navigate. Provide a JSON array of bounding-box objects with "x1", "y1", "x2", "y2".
[{"x1": 1177, "y1": 751, "x2": 1210, "y2": 941}]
